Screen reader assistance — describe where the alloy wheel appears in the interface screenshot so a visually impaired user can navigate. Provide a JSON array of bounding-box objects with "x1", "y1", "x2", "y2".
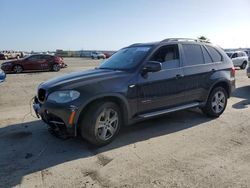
[
  {"x1": 95, "y1": 108, "x2": 119, "y2": 141},
  {"x1": 211, "y1": 91, "x2": 226, "y2": 113},
  {"x1": 53, "y1": 64, "x2": 60, "y2": 71},
  {"x1": 13, "y1": 65, "x2": 22, "y2": 73}
]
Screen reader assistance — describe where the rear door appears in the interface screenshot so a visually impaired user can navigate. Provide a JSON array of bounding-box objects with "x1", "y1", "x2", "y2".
[
  {"x1": 137, "y1": 44, "x2": 187, "y2": 114},
  {"x1": 180, "y1": 43, "x2": 217, "y2": 103},
  {"x1": 40, "y1": 55, "x2": 52, "y2": 70}
]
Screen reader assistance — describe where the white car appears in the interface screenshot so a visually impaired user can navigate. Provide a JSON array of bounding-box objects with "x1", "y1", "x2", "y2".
[
  {"x1": 91, "y1": 52, "x2": 106, "y2": 59},
  {"x1": 245, "y1": 50, "x2": 250, "y2": 61},
  {"x1": 226, "y1": 51, "x2": 248, "y2": 69}
]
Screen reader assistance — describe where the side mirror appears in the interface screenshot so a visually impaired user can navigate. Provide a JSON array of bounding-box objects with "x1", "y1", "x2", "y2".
[{"x1": 143, "y1": 61, "x2": 162, "y2": 73}]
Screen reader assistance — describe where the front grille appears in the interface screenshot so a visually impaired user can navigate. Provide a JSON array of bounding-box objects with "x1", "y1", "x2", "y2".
[{"x1": 38, "y1": 88, "x2": 46, "y2": 103}]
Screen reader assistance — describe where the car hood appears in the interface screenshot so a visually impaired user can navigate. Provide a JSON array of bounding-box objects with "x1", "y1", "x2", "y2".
[
  {"x1": 2, "y1": 59, "x2": 22, "y2": 65},
  {"x1": 39, "y1": 68, "x2": 129, "y2": 90}
]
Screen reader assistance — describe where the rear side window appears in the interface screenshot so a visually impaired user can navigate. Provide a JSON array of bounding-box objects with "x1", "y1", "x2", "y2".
[
  {"x1": 43, "y1": 55, "x2": 52, "y2": 60},
  {"x1": 206, "y1": 46, "x2": 222, "y2": 62},
  {"x1": 36, "y1": 55, "x2": 45, "y2": 60},
  {"x1": 201, "y1": 46, "x2": 213, "y2": 64},
  {"x1": 241, "y1": 52, "x2": 247, "y2": 57},
  {"x1": 182, "y1": 44, "x2": 204, "y2": 66}
]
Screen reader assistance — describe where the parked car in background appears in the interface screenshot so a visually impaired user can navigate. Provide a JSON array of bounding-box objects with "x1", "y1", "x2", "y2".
[
  {"x1": 33, "y1": 38, "x2": 235, "y2": 146},
  {"x1": 91, "y1": 52, "x2": 106, "y2": 59},
  {"x1": 103, "y1": 52, "x2": 113, "y2": 58},
  {"x1": 0, "y1": 53, "x2": 5, "y2": 60},
  {"x1": 1, "y1": 54, "x2": 66, "y2": 73},
  {"x1": 0, "y1": 51, "x2": 24, "y2": 60},
  {"x1": 244, "y1": 50, "x2": 250, "y2": 61},
  {"x1": 0, "y1": 69, "x2": 6, "y2": 83},
  {"x1": 226, "y1": 51, "x2": 248, "y2": 69}
]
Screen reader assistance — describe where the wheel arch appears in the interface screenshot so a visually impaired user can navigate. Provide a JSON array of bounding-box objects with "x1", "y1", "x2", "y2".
[
  {"x1": 12, "y1": 64, "x2": 24, "y2": 71},
  {"x1": 242, "y1": 60, "x2": 248, "y2": 65},
  {"x1": 206, "y1": 80, "x2": 231, "y2": 103},
  {"x1": 75, "y1": 94, "x2": 130, "y2": 129}
]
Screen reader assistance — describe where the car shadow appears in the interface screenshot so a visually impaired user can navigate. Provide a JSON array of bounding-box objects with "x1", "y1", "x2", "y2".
[
  {"x1": 0, "y1": 108, "x2": 212, "y2": 187},
  {"x1": 232, "y1": 85, "x2": 250, "y2": 109}
]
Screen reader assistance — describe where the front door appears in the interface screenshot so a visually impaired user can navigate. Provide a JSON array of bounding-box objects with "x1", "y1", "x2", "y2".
[
  {"x1": 22, "y1": 55, "x2": 38, "y2": 70},
  {"x1": 25, "y1": 55, "x2": 48, "y2": 70},
  {"x1": 137, "y1": 44, "x2": 186, "y2": 114}
]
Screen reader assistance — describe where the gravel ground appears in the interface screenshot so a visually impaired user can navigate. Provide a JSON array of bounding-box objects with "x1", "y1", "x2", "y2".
[{"x1": 0, "y1": 58, "x2": 250, "y2": 188}]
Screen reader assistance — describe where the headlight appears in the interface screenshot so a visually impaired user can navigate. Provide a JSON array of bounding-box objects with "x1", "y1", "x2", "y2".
[{"x1": 47, "y1": 90, "x2": 80, "y2": 103}]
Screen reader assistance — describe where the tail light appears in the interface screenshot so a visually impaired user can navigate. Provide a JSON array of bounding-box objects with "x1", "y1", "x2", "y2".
[{"x1": 231, "y1": 67, "x2": 236, "y2": 77}]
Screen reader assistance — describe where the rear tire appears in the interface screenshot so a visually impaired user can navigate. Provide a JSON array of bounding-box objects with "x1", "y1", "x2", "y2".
[
  {"x1": 201, "y1": 87, "x2": 228, "y2": 117},
  {"x1": 80, "y1": 101, "x2": 122, "y2": 146},
  {"x1": 240, "y1": 61, "x2": 247, "y2": 70},
  {"x1": 52, "y1": 64, "x2": 60, "y2": 72},
  {"x1": 13, "y1": 65, "x2": 23, "y2": 73}
]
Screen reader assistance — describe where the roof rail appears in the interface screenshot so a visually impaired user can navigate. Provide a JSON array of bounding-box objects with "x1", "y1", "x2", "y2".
[
  {"x1": 128, "y1": 43, "x2": 142, "y2": 47},
  {"x1": 161, "y1": 38, "x2": 209, "y2": 43}
]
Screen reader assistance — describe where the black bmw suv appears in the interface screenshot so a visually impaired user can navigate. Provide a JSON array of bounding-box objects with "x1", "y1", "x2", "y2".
[{"x1": 33, "y1": 38, "x2": 235, "y2": 146}]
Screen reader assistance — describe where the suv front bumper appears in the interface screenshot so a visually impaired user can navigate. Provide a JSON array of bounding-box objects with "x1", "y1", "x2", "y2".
[{"x1": 33, "y1": 97, "x2": 78, "y2": 138}]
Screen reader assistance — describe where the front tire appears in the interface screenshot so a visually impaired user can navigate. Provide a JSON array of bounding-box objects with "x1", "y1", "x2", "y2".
[
  {"x1": 13, "y1": 65, "x2": 23, "y2": 73},
  {"x1": 80, "y1": 101, "x2": 122, "y2": 146},
  {"x1": 52, "y1": 64, "x2": 60, "y2": 72},
  {"x1": 201, "y1": 87, "x2": 228, "y2": 117}
]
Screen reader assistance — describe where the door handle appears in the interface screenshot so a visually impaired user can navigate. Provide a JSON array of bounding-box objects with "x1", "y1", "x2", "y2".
[{"x1": 176, "y1": 74, "x2": 184, "y2": 79}]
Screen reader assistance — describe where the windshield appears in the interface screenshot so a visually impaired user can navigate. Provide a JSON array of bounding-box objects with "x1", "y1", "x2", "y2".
[{"x1": 99, "y1": 46, "x2": 151, "y2": 70}]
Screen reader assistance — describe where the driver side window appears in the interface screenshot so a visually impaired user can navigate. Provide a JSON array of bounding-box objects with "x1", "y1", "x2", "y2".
[
  {"x1": 150, "y1": 44, "x2": 180, "y2": 69},
  {"x1": 232, "y1": 53, "x2": 238, "y2": 58}
]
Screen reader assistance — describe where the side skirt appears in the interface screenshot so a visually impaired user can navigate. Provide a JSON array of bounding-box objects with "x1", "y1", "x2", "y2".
[{"x1": 138, "y1": 102, "x2": 201, "y2": 119}]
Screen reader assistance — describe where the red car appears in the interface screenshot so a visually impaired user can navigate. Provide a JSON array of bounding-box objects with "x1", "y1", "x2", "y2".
[
  {"x1": 103, "y1": 52, "x2": 113, "y2": 58},
  {"x1": 1, "y1": 54, "x2": 66, "y2": 73}
]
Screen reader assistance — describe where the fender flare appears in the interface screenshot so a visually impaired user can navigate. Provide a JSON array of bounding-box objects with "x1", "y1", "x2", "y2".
[
  {"x1": 74, "y1": 93, "x2": 130, "y2": 128},
  {"x1": 205, "y1": 79, "x2": 231, "y2": 103}
]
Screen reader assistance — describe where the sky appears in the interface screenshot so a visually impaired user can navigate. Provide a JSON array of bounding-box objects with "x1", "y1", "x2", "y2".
[{"x1": 0, "y1": 0, "x2": 250, "y2": 51}]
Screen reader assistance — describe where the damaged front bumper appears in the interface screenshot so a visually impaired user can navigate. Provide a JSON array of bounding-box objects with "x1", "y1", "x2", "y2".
[{"x1": 33, "y1": 96, "x2": 78, "y2": 139}]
